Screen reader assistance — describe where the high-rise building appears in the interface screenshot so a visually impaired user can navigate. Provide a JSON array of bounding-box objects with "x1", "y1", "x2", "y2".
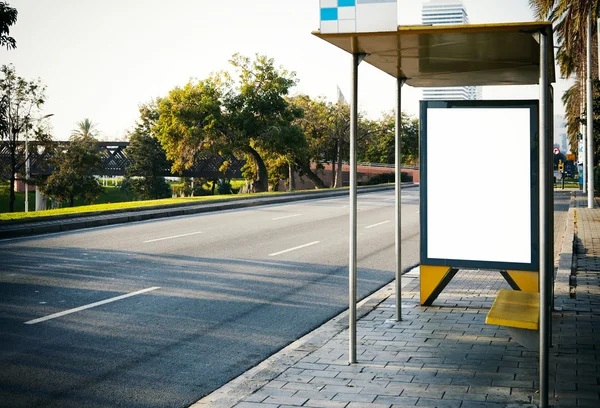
[
  {"x1": 554, "y1": 114, "x2": 568, "y2": 154},
  {"x1": 421, "y1": 0, "x2": 481, "y2": 100}
]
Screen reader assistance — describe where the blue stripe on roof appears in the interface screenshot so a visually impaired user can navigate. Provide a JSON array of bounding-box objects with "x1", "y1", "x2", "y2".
[
  {"x1": 320, "y1": 8, "x2": 338, "y2": 21},
  {"x1": 339, "y1": 0, "x2": 356, "y2": 6}
]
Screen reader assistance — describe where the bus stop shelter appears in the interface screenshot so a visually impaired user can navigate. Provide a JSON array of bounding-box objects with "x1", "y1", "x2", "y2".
[{"x1": 313, "y1": 22, "x2": 555, "y2": 407}]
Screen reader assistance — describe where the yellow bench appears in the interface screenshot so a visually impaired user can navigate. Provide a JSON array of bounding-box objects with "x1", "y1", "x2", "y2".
[{"x1": 485, "y1": 289, "x2": 539, "y2": 349}]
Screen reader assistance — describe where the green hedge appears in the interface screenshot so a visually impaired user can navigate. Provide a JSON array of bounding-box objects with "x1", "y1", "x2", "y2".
[{"x1": 358, "y1": 172, "x2": 410, "y2": 186}]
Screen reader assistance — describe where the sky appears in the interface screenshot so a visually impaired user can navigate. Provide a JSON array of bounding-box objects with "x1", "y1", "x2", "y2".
[{"x1": 3, "y1": 0, "x2": 571, "y2": 141}]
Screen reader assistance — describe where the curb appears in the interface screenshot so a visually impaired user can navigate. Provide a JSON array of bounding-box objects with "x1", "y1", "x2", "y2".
[
  {"x1": 555, "y1": 204, "x2": 575, "y2": 306},
  {"x1": 0, "y1": 184, "x2": 417, "y2": 240},
  {"x1": 190, "y1": 272, "x2": 418, "y2": 408}
]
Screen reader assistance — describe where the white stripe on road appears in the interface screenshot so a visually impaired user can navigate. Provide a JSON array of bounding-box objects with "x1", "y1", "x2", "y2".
[
  {"x1": 25, "y1": 287, "x2": 160, "y2": 325},
  {"x1": 272, "y1": 214, "x2": 302, "y2": 221},
  {"x1": 143, "y1": 231, "x2": 203, "y2": 243},
  {"x1": 269, "y1": 241, "x2": 321, "y2": 257},
  {"x1": 365, "y1": 220, "x2": 391, "y2": 229}
]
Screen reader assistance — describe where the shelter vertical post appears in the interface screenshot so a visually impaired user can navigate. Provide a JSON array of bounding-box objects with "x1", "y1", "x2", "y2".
[
  {"x1": 548, "y1": 86, "x2": 555, "y2": 346},
  {"x1": 349, "y1": 52, "x2": 364, "y2": 364},
  {"x1": 539, "y1": 28, "x2": 550, "y2": 408},
  {"x1": 395, "y1": 78, "x2": 406, "y2": 321}
]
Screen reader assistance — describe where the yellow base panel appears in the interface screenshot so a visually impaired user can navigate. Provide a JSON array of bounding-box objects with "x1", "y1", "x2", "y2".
[
  {"x1": 486, "y1": 289, "x2": 539, "y2": 330},
  {"x1": 506, "y1": 270, "x2": 539, "y2": 293},
  {"x1": 420, "y1": 265, "x2": 451, "y2": 305}
]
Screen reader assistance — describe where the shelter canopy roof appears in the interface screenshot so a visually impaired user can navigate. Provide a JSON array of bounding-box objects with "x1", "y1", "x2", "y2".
[{"x1": 312, "y1": 22, "x2": 555, "y2": 87}]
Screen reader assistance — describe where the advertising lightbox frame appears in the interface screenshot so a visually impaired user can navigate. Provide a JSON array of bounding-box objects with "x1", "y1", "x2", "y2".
[{"x1": 420, "y1": 100, "x2": 540, "y2": 272}]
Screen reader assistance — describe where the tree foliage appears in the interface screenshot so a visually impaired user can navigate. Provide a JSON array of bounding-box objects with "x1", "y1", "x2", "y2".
[
  {"x1": 0, "y1": 2, "x2": 17, "y2": 50},
  {"x1": 289, "y1": 96, "x2": 350, "y2": 187},
  {"x1": 529, "y1": 0, "x2": 599, "y2": 154},
  {"x1": 72, "y1": 118, "x2": 100, "y2": 139},
  {"x1": 126, "y1": 101, "x2": 171, "y2": 200},
  {"x1": 0, "y1": 64, "x2": 49, "y2": 212},
  {"x1": 155, "y1": 54, "x2": 304, "y2": 192},
  {"x1": 359, "y1": 111, "x2": 419, "y2": 166},
  {"x1": 41, "y1": 135, "x2": 104, "y2": 207},
  {"x1": 289, "y1": 95, "x2": 419, "y2": 187}
]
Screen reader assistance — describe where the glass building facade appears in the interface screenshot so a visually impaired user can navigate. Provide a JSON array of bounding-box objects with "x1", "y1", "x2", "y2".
[{"x1": 421, "y1": 1, "x2": 481, "y2": 100}]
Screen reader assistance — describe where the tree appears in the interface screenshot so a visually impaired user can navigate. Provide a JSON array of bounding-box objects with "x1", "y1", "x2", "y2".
[
  {"x1": 359, "y1": 111, "x2": 419, "y2": 166},
  {"x1": 0, "y1": 2, "x2": 17, "y2": 50},
  {"x1": 126, "y1": 101, "x2": 171, "y2": 200},
  {"x1": 529, "y1": 0, "x2": 599, "y2": 154},
  {"x1": 155, "y1": 54, "x2": 304, "y2": 192},
  {"x1": 41, "y1": 134, "x2": 103, "y2": 207},
  {"x1": 223, "y1": 54, "x2": 305, "y2": 192},
  {"x1": 72, "y1": 118, "x2": 100, "y2": 139},
  {"x1": 0, "y1": 64, "x2": 49, "y2": 212},
  {"x1": 289, "y1": 95, "x2": 348, "y2": 188}
]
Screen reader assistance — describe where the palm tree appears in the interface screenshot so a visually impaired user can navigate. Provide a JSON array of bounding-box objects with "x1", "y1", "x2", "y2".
[
  {"x1": 529, "y1": 0, "x2": 599, "y2": 153},
  {"x1": 71, "y1": 118, "x2": 99, "y2": 139}
]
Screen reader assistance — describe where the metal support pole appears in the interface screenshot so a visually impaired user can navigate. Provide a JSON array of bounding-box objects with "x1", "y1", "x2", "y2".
[
  {"x1": 582, "y1": 73, "x2": 587, "y2": 194},
  {"x1": 349, "y1": 53, "x2": 365, "y2": 364},
  {"x1": 581, "y1": 119, "x2": 587, "y2": 194},
  {"x1": 395, "y1": 78, "x2": 406, "y2": 322},
  {"x1": 539, "y1": 29, "x2": 550, "y2": 408},
  {"x1": 588, "y1": 13, "x2": 595, "y2": 208},
  {"x1": 548, "y1": 87, "x2": 555, "y2": 345},
  {"x1": 24, "y1": 136, "x2": 29, "y2": 213}
]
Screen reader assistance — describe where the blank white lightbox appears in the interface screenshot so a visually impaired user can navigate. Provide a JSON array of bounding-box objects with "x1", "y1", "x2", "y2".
[{"x1": 425, "y1": 106, "x2": 533, "y2": 266}]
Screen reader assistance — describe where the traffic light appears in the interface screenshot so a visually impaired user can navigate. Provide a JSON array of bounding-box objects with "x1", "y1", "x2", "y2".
[{"x1": 558, "y1": 160, "x2": 564, "y2": 172}]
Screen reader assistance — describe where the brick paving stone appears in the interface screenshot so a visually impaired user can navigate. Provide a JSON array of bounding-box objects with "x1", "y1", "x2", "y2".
[
  {"x1": 332, "y1": 393, "x2": 377, "y2": 403},
  {"x1": 234, "y1": 403, "x2": 279, "y2": 408},
  {"x1": 309, "y1": 377, "x2": 351, "y2": 387},
  {"x1": 373, "y1": 395, "x2": 419, "y2": 405},
  {"x1": 293, "y1": 390, "x2": 338, "y2": 401},
  {"x1": 459, "y1": 402, "x2": 507, "y2": 408},
  {"x1": 247, "y1": 388, "x2": 296, "y2": 400},
  {"x1": 305, "y1": 400, "x2": 349, "y2": 408},
  {"x1": 282, "y1": 382, "x2": 324, "y2": 392},
  {"x1": 347, "y1": 379, "x2": 390, "y2": 388},
  {"x1": 262, "y1": 380, "x2": 287, "y2": 389},
  {"x1": 485, "y1": 392, "x2": 531, "y2": 404},
  {"x1": 263, "y1": 395, "x2": 308, "y2": 405},
  {"x1": 442, "y1": 391, "x2": 487, "y2": 402},
  {"x1": 321, "y1": 385, "x2": 364, "y2": 394},
  {"x1": 415, "y1": 397, "x2": 462, "y2": 407},
  {"x1": 296, "y1": 362, "x2": 331, "y2": 371}
]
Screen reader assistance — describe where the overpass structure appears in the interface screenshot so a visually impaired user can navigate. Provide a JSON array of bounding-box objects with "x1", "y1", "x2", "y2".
[{"x1": 0, "y1": 141, "x2": 245, "y2": 179}]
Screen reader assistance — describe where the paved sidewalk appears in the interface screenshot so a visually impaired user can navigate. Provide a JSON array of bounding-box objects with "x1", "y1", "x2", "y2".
[{"x1": 195, "y1": 191, "x2": 599, "y2": 408}]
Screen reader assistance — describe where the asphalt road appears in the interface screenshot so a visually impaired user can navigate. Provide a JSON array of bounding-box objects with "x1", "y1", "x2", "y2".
[{"x1": 0, "y1": 188, "x2": 420, "y2": 408}]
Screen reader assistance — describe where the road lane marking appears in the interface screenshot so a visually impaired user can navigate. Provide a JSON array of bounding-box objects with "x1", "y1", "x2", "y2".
[
  {"x1": 143, "y1": 231, "x2": 203, "y2": 243},
  {"x1": 25, "y1": 287, "x2": 160, "y2": 325},
  {"x1": 365, "y1": 220, "x2": 391, "y2": 229},
  {"x1": 272, "y1": 214, "x2": 302, "y2": 221},
  {"x1": 269, "y1": 241, "x2": 321, "y2": 257}
]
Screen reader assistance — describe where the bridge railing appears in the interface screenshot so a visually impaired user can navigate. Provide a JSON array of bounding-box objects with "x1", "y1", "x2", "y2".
[{"x1": 1, "y1": 141, "x2": 245, "y2": 179}]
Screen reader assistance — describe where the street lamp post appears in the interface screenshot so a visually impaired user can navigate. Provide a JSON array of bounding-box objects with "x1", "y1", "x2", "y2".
[
  {"x1": 24, "y1": 134, "x2": 29, "y2": 212},
  {"x1": 24, "y1": 113, "x2": 54, "y2": 212}
]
